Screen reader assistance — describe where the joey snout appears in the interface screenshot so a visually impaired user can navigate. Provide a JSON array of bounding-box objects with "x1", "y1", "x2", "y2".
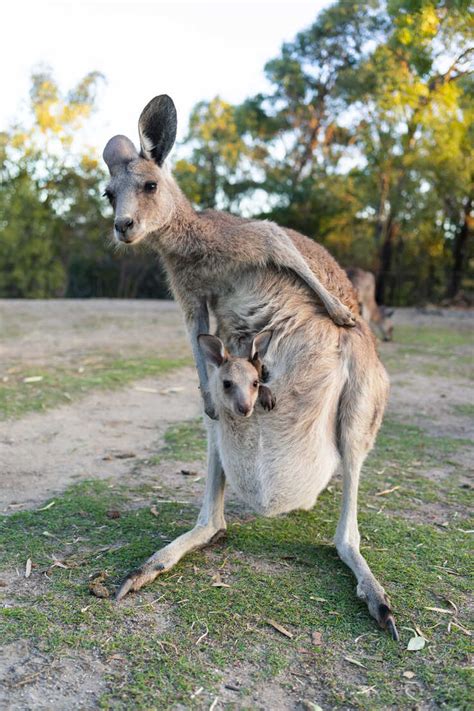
[{"x1": 232, "y1": 392, "x2": 255, "y2": 418}]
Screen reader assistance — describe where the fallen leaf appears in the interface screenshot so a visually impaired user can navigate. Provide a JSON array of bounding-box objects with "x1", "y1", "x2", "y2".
[
  {"x1": 344, "y1": 656, "x2": 366, "y2": 668},
  {"x1": 150, "y1": 506, "x2": 159, "y2": 517},
  {"x1": 37, "y1": 501, "x2": 55, "y2": 511},
  {"x1": 424, "y1": 606, "x2": 454, "y2": 615},
  {"x1": 134, "y1": 386, "x2": 158, "y2": 393},
  {"x1": 23, "y1": 376, "x2": 43, "y2": 383},
  {"x1": 449, "y1": 621, "x2": 472, "y2": 636},
  {"x1": 407, "y1": 635, "x2": 426, "y2": 651},
  {"x1": 211, "y1": 573, "x2": 231, "y2": 588},
  {"x1": 375, "y1": 485, "x2": 400, "y2": 497},
  {"x1": 300, "y1": 702, "x2": 323, "y2": 711},
  {"x1": 403, "y1": 671, "x2": 415, "y2": 679},
  {"x1": 311, "y1": 630, "x2": 323, "y2": 645},
  {"x1": 180, "y1": 469, "x2": 200, "y2": 476},
  {"x1": 25, "y1": 559, "x2": 32, "y2": 578},
  {"x1": 160, "y1": 386, "x2": 185, "y2": 394},
  {"x1": 266, "y1": 619, "x2": 293, "y2": 639}
]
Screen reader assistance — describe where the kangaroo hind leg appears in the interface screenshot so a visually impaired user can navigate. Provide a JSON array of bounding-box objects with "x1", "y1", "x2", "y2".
[
  {"x1": 334, "y1": 356, "x2": 399, "y2": 640},
  {"x1": 116, "y1": 426, "x2": 226, "y2": 601}
]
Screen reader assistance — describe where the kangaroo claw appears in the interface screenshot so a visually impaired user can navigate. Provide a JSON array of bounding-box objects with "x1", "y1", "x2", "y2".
[
  {"x1": 386, "y1": 616, "x2": 400, "y2": 641},
  {"x1": 378, "y1": 603, "x2": 400, "y2": 641},
  {"x1": 115, "y1": 563, "x2": 165, "y2": 602}
]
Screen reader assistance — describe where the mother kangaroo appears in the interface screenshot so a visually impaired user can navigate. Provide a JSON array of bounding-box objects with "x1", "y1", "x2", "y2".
[{"x1": 102, "y1": 95, "x2": 398, "y2": 640}]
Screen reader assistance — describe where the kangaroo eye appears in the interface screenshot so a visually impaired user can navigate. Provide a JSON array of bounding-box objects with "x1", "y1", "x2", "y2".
[
  {"x1": 223, "y1": 380, "x2": 232, "y2": 390},
  {"x1": 103, "y1": 189, "x2": 115, "y2": 205},
  {"x1": 144, "y1": 181, "x2": 157, "y2": 193},
  {"x1": 253, "y1": 380, "x2": 259, "y2": 388}
]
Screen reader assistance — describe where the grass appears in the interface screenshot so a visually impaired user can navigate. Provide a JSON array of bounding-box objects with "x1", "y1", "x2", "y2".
[
  {"x1": 0, "y1": 355, "x2": 192, "y2": 420},
  {"x1": 1, "y1": 416, "x2": 472, "y2": 709},
  {"x1": 149, "y1": 418, "x2": 207, "y2": 464},
  {"x1": 380, "y1": 323, "x2": 474, "y2": 380},
  {"x1": 452, "y1": 403, "x2": 474, "y2": 418}
]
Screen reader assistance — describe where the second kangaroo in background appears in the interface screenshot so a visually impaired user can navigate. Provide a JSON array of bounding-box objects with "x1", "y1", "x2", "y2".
[{"x1": 346, "y1": 267, "x2": 394, "y2": 341}]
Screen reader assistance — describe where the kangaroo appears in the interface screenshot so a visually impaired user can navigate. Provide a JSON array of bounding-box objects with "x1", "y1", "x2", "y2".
[
  {"x1": 102, "y1": 95, "x2": 399, "y2": 640},
  {"x1": 346, "y1": 268, "x2": 394, "y2": 341},
  {"x1": 198, "y1": 331, "x2": 275, "y2": 419}
]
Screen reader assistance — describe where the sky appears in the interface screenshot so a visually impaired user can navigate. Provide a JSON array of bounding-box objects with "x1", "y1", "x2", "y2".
[{"x1": 2, "y1": 0, "x2": 331, "y2": 154}]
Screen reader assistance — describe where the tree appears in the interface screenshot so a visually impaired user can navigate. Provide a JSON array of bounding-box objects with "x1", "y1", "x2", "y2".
[{"x1": 174, "y1": 97, "x2": 256, "y2": 210}]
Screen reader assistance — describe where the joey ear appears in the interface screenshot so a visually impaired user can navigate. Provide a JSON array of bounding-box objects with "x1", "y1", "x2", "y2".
[
  {"x1": 103, "y1": 135, "x2": 139, "y2": 174},
  {"x1": 198, "y1": 334, "x2": 228, "y2": 368},
  {"x1": 138, "y1": 94, "x2": 177, "y2": 165},
  {"x1": 385, "y1": 308, "x2": 394, "y2": 318},
  {"x1": 250, "y1": 330, "x2": 273, "y2": 361}
]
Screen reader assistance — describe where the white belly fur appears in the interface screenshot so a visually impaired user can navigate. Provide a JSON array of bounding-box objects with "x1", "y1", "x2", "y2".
[{"x1": 214, "y1": 368, "x2": 343, "y2": 516}]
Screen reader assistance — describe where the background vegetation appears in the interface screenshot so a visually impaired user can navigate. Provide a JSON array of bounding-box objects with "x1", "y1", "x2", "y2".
[{"x1": 1, "y1": 0, "x2": 472, "y2": 304}]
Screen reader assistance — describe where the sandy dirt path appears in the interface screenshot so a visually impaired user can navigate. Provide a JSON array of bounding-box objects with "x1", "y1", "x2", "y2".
[{"x1": 1, "y1": 301, "x2": 473, "y2": 511}]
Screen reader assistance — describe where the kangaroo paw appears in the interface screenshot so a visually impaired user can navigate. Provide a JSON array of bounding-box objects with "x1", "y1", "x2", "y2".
[{"x1": 327, "y1": 302, "x2": 356, "y2": 327}]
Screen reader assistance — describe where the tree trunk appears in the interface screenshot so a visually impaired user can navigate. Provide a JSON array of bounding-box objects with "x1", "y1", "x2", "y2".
[
  {"x1": 446, "y1": 197, "x2": 472, "y2": 299},
  {"x1": 376, "y1": 217, "x2": 397, "y2": 304}
]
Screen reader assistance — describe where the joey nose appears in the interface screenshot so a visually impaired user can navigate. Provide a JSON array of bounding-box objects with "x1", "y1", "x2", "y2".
[
  {"x1": 115, "y1": 217, "x2": 134, "y2": 235},
  {"x1": 237, "y1": 403, "x2": 251, "y2": 416}
]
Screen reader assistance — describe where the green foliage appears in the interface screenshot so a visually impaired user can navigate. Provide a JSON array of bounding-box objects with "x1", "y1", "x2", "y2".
[
  {"x1": 0, "y1": 67, "x2": 170, "y2": 299},
  {"x1": 179, "y1": 0, "x2": 473, "y2": 304},
  {"x1": 2, "y1": 3, "x2": 473, "y2": 303}
]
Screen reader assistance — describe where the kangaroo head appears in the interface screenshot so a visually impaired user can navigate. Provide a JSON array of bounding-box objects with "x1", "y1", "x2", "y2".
[
  {"x1": 102, "y1": 95, "x2": 178, "y2": 245},
  {"x1": 378, "y1": 306, "x2": 394, "y2": 342},
  {"x1": 198, "y1": 332, "x2": 273, "y2": 418}
]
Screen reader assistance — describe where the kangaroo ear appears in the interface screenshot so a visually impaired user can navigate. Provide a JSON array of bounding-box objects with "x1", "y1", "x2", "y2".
[
  {"x1": 103, "y1": 135, "x2": 139, "y2": 174},
  {"x1": 250, "y1": 331, "x2": 273, "y2": 361},
  {"x1": 198, "y1": 334, "x2": 228, "y2": 368},
  {"x1": 138, "y1": 95, "x2": 177, "y2": 165}
]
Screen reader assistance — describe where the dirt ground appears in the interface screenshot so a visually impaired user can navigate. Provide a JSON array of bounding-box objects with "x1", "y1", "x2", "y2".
[
  {"x1": 0, "y1": 300, "x2": 472, "y2": 710},
  {"x1": 1, "y1": 301, "x2": 472, "y2": 511}
]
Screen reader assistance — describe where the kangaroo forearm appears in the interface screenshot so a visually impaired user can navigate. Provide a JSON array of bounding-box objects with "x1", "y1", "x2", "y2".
[
  {"x1": 186, "y1": 300, "x2": 210, "y2": 391},
  {"x1": 255, "y1": 223, "x2": 354, "y2": 325}
]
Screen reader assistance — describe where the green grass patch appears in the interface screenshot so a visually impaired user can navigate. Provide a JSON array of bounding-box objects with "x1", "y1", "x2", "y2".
[
  {"x1": 149, "y1": 418, "x2": 207, "y2": 464},
  {"x1": 1, "y1": 413, "x2": 472, "y2": 709},
  {"x1": 0, "y1": 356, "x2": 192, "y2": 420}
]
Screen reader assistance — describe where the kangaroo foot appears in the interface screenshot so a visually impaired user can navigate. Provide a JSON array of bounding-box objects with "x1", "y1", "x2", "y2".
[
  {"x1": 357, "y1": 579, "x2": 399, "y2": 641},
  {"x1": 115, "y1": 527, "x2": 227, "y2": 602}
]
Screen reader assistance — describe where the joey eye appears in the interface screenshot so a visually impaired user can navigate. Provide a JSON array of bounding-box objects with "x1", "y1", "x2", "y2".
[
  {"x1": 223, "y1": 380, "x2": 232, "y2": 391},
  {"x1": 144, "y1": 181, "x2": 157, "y2": 193},
  {"x1": 252, "y1": 380, "x2": 259, "y2": 388}
]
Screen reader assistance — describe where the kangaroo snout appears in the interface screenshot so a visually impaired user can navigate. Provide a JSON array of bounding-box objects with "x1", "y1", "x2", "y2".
[{"x1": 114, "y1": 216, "x2": 135, "y2": 240}]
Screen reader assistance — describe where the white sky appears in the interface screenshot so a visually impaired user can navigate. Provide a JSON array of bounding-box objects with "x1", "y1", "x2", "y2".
[{"x1": 2, "y1": 0, "x2": 331, "y2": 155}]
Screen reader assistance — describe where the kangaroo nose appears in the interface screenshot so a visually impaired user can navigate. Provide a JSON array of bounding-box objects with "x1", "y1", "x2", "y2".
[
  {"x1": 114, "y1": 217, "x2": 134, "y2": 234},
  {"x1": 237, "y1": 403, "x2": 250, "y2": 416}
]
